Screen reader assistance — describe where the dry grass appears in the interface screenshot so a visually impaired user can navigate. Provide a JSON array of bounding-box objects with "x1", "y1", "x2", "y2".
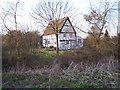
[{"x1": 3, "y1": 56, "x2": 119, "y2": 88}]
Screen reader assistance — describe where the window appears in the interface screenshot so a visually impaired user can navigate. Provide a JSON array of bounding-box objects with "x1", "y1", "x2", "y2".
[
  {"x1": 66, "y1": 41, "x2": 69, "y2": 44},
  {"x1": 64, "y1": 24, "x2": 69, "y2": 27},
  {"x1": 62, "y1": 44, "x2": 65, "y2": 48},
  {"x1": 69, "y1": 33, "x2": 72, "y2": 37},
  {"x1": 78, "y1": 39, "x2": 82, "y2": 44},
  {"x1": 44, "y1": 39, "x2": 47, "y2": 44},
  {"x1": 63, "y1": 33, "x2": 66, "y2": 37},
  {"x1": 48, "y1": 41, "x2": 50, "y2": 44}
]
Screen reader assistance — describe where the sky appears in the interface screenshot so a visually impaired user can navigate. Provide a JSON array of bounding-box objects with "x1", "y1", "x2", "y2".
[{"x1": 0, "y1": 0, "x2": 119, "y2": 38}]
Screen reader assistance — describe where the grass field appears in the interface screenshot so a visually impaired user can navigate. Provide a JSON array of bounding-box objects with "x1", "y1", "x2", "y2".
[
  {"x1": 2, "y1": 72, "x2": 100, "y2": 88},
  {"x1": 2, "y1": 48, "x2": 119, "y2": 88},
  {"x1": 2, "y1": 57, "x2": 119, "y2": 88},
  {"x1": 2, "y1": 48, "x2": 78, "y2": 71}
]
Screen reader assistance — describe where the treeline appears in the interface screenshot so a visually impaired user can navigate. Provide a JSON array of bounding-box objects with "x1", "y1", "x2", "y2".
[
  {"x1": 84, "y1": 34, "x2": 118, "y2": 57},
  {"x1": 2, "y1": 30, "x2": 43, "y2": 72},
  {"x1": 3, "y1": 30, "x2": 42, "y2": 49}
]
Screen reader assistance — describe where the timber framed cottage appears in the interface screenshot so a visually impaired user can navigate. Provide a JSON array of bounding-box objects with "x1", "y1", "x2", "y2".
[{"x1": 42, "y1": 17, "x2": 83, "y2": 50}]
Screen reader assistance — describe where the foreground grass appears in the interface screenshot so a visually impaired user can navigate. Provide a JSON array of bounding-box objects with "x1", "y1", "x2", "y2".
[
  {"x1": 2, "y1": 72, "x2": 99, "y2": 88},
  {"x1": 2, "y1": 73, "x2": 49, "y2": 88},
  {"x1": 2, "y1": 57, "x2": 119, "y2": 88},
  {"x1": 2, "y1": 48, "x2": 119, "y2": 88}
]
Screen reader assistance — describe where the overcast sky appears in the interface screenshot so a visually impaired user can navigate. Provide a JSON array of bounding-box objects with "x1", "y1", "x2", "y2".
[{"x1": 0, "y1": 0, "x2": 119, "y2": 37}]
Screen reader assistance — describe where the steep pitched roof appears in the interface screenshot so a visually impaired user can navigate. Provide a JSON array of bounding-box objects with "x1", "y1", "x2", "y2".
[{"x1": 43, "y1": 17, "x2": 76, "y2": 35}]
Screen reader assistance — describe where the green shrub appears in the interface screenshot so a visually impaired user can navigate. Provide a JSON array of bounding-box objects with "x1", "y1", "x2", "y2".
[
  {"x1": 46, "y1": 46, "x2": 56, "y2": 51},
  {"x1": 49, "y1": 46, "x2": 54, "y2": 48},
  {"x1": 2, "y1": 49, "x2": 54, "y2": 72}
]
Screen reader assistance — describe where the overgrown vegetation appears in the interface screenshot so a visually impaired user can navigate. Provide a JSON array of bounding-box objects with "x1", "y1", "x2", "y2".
[
  {"x1": 1, "y1": 0, "x2": 119, "y2": 88},
  {"x1": 2, "y1": 56, "x2": 119, "y2": 88},
  {"x1": 2, "y1": 30, "x2": 119, "y2": 88}
]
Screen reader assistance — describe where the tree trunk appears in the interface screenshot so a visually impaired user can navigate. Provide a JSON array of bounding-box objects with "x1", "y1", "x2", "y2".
[
  {"x1": 96, "y1": 39, "x2": 99, "y2": 49},
  {"x1": 94, "y1": 37, "x2": 100, "y2": 50},
  {"x1": 56, "y1": 34, "x2": 59, "y2": 56},
  {"x1": 54, "y1": 34, "x2": 59, "y2": 64},
  {"x1": 118, "y1": 33, "x2": 120, "y2": 60}
]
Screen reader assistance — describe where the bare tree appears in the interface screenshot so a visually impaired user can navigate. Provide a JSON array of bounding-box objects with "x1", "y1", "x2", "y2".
[
  {"x1": 0, "y1": 0, "x2": 23, "y2": 60},
  {"x1": 84, "y1": 0, "x2": 117, "y2": 49},
  {"x1": 31, "y1": 0, "x2": 76, "y2": 57},
  {"x1": 0, "y1": 0, "x2": 20, "y2": 32}
]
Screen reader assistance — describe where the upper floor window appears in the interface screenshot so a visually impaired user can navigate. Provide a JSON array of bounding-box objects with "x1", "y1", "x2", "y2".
[
  {"x1": 63, "y1": 33, "x2": 66, "y2": 37},
  {"x1": 64, "y1": 24, "x2": 69, "y2": 27},
  {"x1": 69, "y1": 33, "x2": 72, "y2": 37}
]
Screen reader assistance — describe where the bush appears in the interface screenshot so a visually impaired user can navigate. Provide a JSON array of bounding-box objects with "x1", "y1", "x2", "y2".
[
  {"x1": 2, "y1": 49, "x2": 54, "y2": 72},
  {"x1": 49, "y1": 46, "x2": 54, "y2": 48},
  {"x1": 46, "y1": 46, "x2": 56, "y2": 51},
  {"x1": 59, "y1": 48, "x2": 104, "y2": 68},
  {"x1": 2, "y1": 57, "x2": 118, "y2": 88}
]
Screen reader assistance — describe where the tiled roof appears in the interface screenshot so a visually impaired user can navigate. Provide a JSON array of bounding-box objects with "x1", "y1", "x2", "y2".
[{"x1": 43, "y1": 17, "x2": 71, "y2": 35}]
